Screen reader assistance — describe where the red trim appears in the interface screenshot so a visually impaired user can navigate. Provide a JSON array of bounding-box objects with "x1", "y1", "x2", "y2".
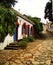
[
  {"x1": 28, "y1": 24, "x2": 30, "y2": 28},
  {"x1": 24, "y1": 22, "x2": 26, "y2": 25},
  {"x1": 16, "y1": 20, "x2": 19, "y2": 25},
  {"x1": 23, "y1": 22, "x2": 26, "y2": 27}
]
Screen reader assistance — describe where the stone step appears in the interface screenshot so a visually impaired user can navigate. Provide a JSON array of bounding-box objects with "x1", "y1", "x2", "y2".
[
  {"x1": 4, "y1": 47, "x2": 18, "y2": 50},
  {"x1": 6, "y1": 45, "x2": 19, "y2": 47},
  {"x1": 4, "y1": 43, "x2": 19, "y2": 50},
  {"x1": 9, "y1": 43, "x2": 18, "y2": 45}
]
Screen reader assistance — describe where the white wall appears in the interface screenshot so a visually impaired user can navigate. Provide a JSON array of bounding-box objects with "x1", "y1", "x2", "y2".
[
  {"x1": 18, "y1": 25, "x2": 23, "y2": 40},
  {"x1": 17, "y1": 16, "x2": 33, "y2": 40},
  {"x1": 0, "y1": 34, "x2": 14, "y2": 50}
]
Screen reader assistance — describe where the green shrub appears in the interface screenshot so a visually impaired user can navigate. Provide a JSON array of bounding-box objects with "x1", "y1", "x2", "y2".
[
  {"x1": 23, "y1": 38, "x2": 29, "y2": 42},
  {"x1": 27, "y1": 36, "x2": 35, "y2": 42},
  {"x1": 18, "y1": 36, "x2": 35, "y2": 49},
  {"x1": 23, "y1": 36, "x2": 35, "y2": 42},
  {"x1": 34, "y1": 22, "x2": 43, "y2": 33},
  {"x1": 18, "y1": 40, "x2": 28, "y2": 49}
]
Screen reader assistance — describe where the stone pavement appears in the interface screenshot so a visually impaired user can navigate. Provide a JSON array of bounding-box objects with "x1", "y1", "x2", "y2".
[{"x1": 0, "y1": 32, "x2": 53, "y2": 65}]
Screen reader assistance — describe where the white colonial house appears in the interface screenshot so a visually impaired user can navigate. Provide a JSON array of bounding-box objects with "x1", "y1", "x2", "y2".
[
  {"x1": 0, "y1": 9, "x2": 35, "y2": 50},
  {"x1": 14, "y1": 10, "x2": 35, "y2": 41}
]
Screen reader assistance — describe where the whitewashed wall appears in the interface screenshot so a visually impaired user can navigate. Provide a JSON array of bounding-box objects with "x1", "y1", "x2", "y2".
[
  {"x1": 17, "y1": 16, "x2": 33, "y2": 40},
  {"x1": 0, "y1": 34, "x2": 14, "y2": 50}
]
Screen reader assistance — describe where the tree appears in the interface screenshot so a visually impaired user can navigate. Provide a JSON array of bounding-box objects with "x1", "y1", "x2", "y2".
[
  {"x1": 0, "y1": 6, "x2": 17, "y2": 42},
  {"x1": 44, "y1": 0, "x2": 52, "y2": 22},
  {"x1": 0, "y1": 0, "x2": 17, "y2": 8},
  {"x1": 0, "y1": 0, "x2": 17, "y2": 42}
]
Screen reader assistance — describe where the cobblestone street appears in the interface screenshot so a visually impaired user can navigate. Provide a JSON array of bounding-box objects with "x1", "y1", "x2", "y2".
[{"x1": 0, "y1": 31, "x2": 53, "y2": 65}]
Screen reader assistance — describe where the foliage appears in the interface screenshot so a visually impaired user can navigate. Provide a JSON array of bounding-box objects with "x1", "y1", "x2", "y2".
[
  {"x1": 0, "y1": 6, "x2": 17, "y2": 42},
  {"x1": 23, "y1": 38, "x2": 30, "y2": 43},
  {"x1": 34, "y1": 22, "x2": 43, "y2": 32},
  {"x1": 0, "y1": 0, "x2": 17, "y2": 42},
  {"x1": 44, "y1": 0, "x2": 52, "y2": 22},
  {"x1": 18, "y1": 40, "x2": 28, "y2": 49},
  {"x1": 18, "y1": 36, "x2": 35, "y2": 49},
  {"x1": 27, "y1": 36, "x2": 35, "y2": 42},
  {"x1": 0, "y1": 0, "x2": 17, "y2": 8},
  {"x1": 23, "y1": 36, "x2": 35, "y2": 42}
]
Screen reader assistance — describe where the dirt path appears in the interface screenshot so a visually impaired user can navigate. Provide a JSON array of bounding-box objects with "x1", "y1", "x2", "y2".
[{"x1": 0, "y1": 31, "x2": 53, "y2": 65}]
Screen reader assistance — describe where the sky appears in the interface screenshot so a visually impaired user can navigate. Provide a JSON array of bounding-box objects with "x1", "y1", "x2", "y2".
[{"x1": 14, "y1": 0, "x2": 49, "y2": 23}]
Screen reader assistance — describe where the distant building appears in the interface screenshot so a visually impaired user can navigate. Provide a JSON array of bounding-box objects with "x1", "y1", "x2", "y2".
[
  {"x1": 47, "y1": 23, "x2": 53, "y2": 32},
  {"x1": 43, "y1": 21, "x2": 53, "y2": 32}
]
